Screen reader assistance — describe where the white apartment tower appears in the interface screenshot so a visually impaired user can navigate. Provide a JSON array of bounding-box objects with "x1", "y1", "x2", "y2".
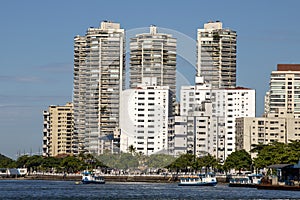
[
  {"x1": 197, "y1": 21, "x2": 237, "y2": 88},
  {"x1": 171, "y1": 101, "x2": 212, "y2": 157},
  {"x1": 120, "y1": 78, "x2": 172, "y2": 155},
  {"x1": 264, "y1": 64, "x2": 300, "y2": 118},
  {"x1": 130, "y1": 25, "x2": 176, "y2": 99},
  {"x1": 180, "y1": 78, "x2": 255, "y2": 161},
  {"x1": 73, "y1": 21, "x2": 125, "y2": 154}
]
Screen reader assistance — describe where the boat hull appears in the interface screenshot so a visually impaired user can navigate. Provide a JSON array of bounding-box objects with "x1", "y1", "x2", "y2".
[
  {"x1": 257, "y1": 184, "x2": 300, "y2": 191},
  {"x1": 228, "y1": 183, "x2": 257, "y2": 188},
  {"x1": 178, "y1": 182, "x2": 217, "y2": 186},
  {"x1": 82, "y1": 180, "x2": 105, "y2": 184}
]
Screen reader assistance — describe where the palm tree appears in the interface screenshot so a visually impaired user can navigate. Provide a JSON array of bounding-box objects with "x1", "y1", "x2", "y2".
[{"x1": 128, "y1": 145, "x2": 136, "y2": 156}]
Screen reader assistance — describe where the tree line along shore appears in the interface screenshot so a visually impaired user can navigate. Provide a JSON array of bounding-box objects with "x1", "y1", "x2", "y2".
[{"x1": 1, "y1": 141, "x2": 300, "y2": 180}]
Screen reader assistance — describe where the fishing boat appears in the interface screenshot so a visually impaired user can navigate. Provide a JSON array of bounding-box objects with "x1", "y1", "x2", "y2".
[
  {"x1": 81, "y1": 171, "x2": 105, "y2": 184},
  {"x1": 178, "y1": 173, "x2": 217, "y2": 186},
  {"x1": 228, "y1": 174, "x2": 263, "y2": 187}
]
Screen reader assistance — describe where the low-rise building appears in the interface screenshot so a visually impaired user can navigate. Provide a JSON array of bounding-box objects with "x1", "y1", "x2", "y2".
[{"x1": 236, "y1": 109, "x2": 300, "y2": 157}]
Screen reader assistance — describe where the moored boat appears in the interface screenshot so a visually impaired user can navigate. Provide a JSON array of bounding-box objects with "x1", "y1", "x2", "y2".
[
  {"x1": 228, "y1": 174, "x2": 263, "y2": 187},
  {"x1": 81, "y1": 171, "x2": 105, "y2": 184},
  {"x1": 178, "y1": 173, "x2": 217, "y2": 186}
]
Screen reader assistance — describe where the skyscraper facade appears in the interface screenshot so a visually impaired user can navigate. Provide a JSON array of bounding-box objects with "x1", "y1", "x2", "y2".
[
  {"x1": 73, "y1": 21, "x2": 125, "y2": 154},
  {"x1": 197, "y1": 21, "x2": 237, "y2": 88},
  {"x1": 130, "y1": 25, "x2": 176, "y2": 98}
]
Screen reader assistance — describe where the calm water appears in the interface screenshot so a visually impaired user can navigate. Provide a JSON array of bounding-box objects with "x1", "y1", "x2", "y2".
[{"x1": 0, "y1": 180, "x2": 299, "y2": 200}]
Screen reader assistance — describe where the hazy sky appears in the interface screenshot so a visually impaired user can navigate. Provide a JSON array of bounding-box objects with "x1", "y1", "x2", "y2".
[{"x1": 1, "y1": 0, "x2": 300, "y2": 159}]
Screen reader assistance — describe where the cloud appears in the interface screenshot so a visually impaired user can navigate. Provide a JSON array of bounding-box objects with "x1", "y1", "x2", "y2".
[
  {"x1": 0, "y1": 75, "x2": 41, "y2": 83},
  {"x1": 0, "y1": 94, "x2": 70, "y2": 103},
  {"x1": 37, "y1": 62, "x2": 73, "y2": 73}
]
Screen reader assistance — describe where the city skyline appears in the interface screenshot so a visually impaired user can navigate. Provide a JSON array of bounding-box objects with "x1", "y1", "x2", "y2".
[{"x1": 1, "y1": 0, "x2": 300, "y2": 159}]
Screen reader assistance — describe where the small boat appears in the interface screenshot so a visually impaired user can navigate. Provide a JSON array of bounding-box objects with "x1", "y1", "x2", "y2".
[
  {"x1": 178, "y1": 173, "x2": 217, "y2": 186},
  {"x1": 81, "y1": 171, "x2": 105, "y2": 184},
  {"x1": 228, "y1": 174, "x2": 263, "y2": 187}
]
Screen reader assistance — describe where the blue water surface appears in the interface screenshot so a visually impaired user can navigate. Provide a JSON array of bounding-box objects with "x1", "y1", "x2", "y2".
[{"x1": 0, "y1": 180, "x2": 299, "y2": 200}]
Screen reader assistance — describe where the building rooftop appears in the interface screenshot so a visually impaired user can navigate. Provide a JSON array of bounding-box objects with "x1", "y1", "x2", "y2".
[{"x1": 277, "y1": 64, "x2": 300, "y2": 71}]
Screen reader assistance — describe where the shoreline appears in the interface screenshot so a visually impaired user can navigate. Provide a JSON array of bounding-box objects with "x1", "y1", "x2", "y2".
[
  {"x1": 1, "y1": 174, "x2": 228, "y2": 183},
  {"x1": 2, "y1": 176, "x2": 300, "y2": 191}
]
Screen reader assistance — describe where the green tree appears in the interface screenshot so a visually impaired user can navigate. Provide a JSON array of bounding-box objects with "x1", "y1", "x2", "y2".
[
  {"x1": 253, "y1": 141, "x2": 300, "y2": 169},
  {"x1": 224, "y1": 150, "x2": 252, "y2": 173},
  {"x1": 286, "y1": 140, "x2": 300, "y2": 163},
  {"x1": 41, "y1": 156, "x2": 61, "y2": 172},
  {"x1": 60, "y1": 156, "x2": 83, "y2": 173},
  {"x1": 0, "y1": 154, "x2": 15, "y2": 168},
  {"x1": 26, "y1": 155, "x2": 44, "y2": 172},
  {"x1": 116, "y1": 153, "x2": 139, "y2": 169},
  {"x1": 146, "y1": 154, "x2": 176, "y2": 169},
  {"x1": 197, "y1": 154, "x2": 219, "y2": 173},
  {"x1": 250, "y1": 143, "x2": 268, "y2": 154},
  {"x1": 97, "y1": 152, "x2": 138, "y2": 170},
  {"x1": 167, "y1": 154, "x2": 196, "y2": 172},
  {"x1": 15, "y1": 155, "x2": 30, "y2": 168}
]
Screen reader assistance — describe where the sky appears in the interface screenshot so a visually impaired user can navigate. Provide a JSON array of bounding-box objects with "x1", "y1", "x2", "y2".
[{"x1": 1, "y1": 0, "x2": 300, "y2": 159}]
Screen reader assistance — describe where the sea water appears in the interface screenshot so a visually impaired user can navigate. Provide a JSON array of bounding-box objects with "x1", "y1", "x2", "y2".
[{"x1": 0, "y1": 180, "x2": 299, "y2": 199}]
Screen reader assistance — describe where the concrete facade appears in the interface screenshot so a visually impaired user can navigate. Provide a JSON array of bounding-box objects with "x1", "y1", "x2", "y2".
[
  {"x1": 171, "y1": 102, "x2": 212, "y2": 157},
  {"x1": 265, "y1": 64, "x2": 300, "y2": 118},
  {"x1": 197, "y1": 21, "x2": 237, "y2": 89},
  {"x1": 179, "y1": 78, "x2": 255, "y2": 162},
  {"x1": 236, "y1": 109, "x2": 300, "y2": 157},
  {"x1": 43, "y1": 103, "x2": 74, "y2": 157},
  {"x1": 120, "y1": 80, "x2": 172, "y2": 155},
  {"x1": 73, "y1": 21, "x2": 125, "y2": 154},
  {"x1": 130, "y1": 26, "x2": 176, "y2": 104}
]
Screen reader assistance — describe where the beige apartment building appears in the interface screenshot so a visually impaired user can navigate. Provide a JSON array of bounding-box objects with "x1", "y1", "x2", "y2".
[
  {"x1": 43, "y1": 103, "x2": 74, "y2": 157},
  {"x1": 236, "y1": 109, "x2": 300, "y2": 157},
  {"x1": 236, "y1": 64, "x2": 300, "y2": 157}
]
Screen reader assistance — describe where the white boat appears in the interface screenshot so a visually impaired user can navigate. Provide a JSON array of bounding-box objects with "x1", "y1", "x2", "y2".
[
  {"x1": 178, "y1": 173, "x2": 217, "y2": 186},
  {"x1": 228, "y1": 174, "x2": 263, "y2": 187},
  {"x1": 81, "y1": 171, "x2": 105, "y2": 184}
]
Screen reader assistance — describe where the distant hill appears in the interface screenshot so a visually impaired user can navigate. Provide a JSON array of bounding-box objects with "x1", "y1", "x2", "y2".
[{"x1": 0, "y1": 154, "x2": 15, "y2": 168}]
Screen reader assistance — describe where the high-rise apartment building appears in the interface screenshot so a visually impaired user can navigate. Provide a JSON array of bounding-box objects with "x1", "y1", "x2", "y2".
[
  {"x1": 120, "y1": 78, "x2": 172, "y2": 155},
  {"x1": 180, "y1": 78, "x2": 255, "y2": 162},
  {"x1": 170, "y1": 101, "x2": 212, "y2": 157},
  {"x1": 130, "y1": 25, "x2": 176, "y2": 99},
  {"x1": 73, "y1": 21, "x2": 125, "y2": 154},
  {"x1": 264, "y1": 64, "x2": 300, "y2": 118},
  {"x1": 42, "y1": 103, "x2": 74, "y2": 157},
  {"x1": 197, "y1": 21, "x2": 237, "y2": 88}
]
